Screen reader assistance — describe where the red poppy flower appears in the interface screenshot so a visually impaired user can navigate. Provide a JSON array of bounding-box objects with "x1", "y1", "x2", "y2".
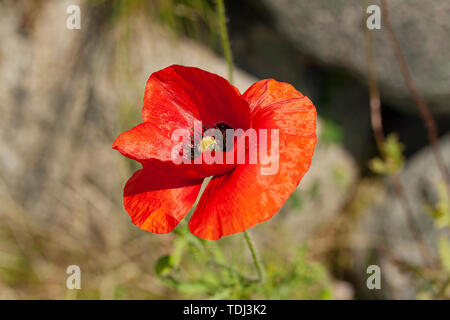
[{"x1": 113, "y1": 65, "x2": 317, "y2": 240}]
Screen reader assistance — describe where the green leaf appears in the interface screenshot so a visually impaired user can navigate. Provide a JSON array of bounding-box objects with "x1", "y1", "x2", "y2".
[
  {"x1": 368, "y1": 157, "x2": 387, "y2": 174},
  {"x1": 155, "y1": 255, "x2": 173, "y2": 277}
]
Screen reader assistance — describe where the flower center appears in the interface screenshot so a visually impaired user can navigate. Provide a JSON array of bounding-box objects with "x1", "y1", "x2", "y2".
[
  {"x1": 213, "y1": 122, "x2": 233, "y2": 152},
  {"x1": 198, "y1": 135, "x2": 218, "y2": 153},
  {"x1": 184, "y1": 121, "x2": 234, "y2": 160}
]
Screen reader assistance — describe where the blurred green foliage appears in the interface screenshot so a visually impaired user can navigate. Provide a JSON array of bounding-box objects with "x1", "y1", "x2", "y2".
[
  {"x1": 426, "y1": 181, "x2": 450, "y2": 297},
  {"x1": 154, "y1": 0, "x2": 219, "y2": 46},
  {"x1": 154, "y1": 223, "x2": 333, "y2": 299},
  {"x1": 369, "y1": 134, "x2": 404, "y2": 175},
  {"x1": 368, "y1": 133, "x2": 450, "y2": 298},
  {"x1": 89, "y1": 0, "x2": 220, "y2": 47},
  {"x1": 424, "y1": 181, "x2": 450, "y2": 229},
  {"x1": 319, "y1": 118, "x2": 343, "y2": 145}
]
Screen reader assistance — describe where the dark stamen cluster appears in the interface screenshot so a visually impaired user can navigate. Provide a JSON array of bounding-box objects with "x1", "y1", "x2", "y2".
[
  {"x1": 182, "y1": 122, "x2": 233, "y2": 161},
  {"x1": 213, "y1": 122, "x2": 233, "y2": 152}
]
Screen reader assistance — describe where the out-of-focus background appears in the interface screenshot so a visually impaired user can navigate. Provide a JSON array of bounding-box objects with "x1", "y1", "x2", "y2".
[{"x1": 0, "y1": 0, "x2": 449, "y2": 299}]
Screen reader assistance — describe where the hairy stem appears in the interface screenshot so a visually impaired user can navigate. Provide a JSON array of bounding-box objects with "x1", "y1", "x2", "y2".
[
  {"x1": 364, "y1": 3, "x2": 384, "y2": 148},
  {"x1": 244, "y1": 231, "x2": 265, "y2": 283},
  {"x1": 216, "y1": 0, "x2": 234, "y2": 84}
]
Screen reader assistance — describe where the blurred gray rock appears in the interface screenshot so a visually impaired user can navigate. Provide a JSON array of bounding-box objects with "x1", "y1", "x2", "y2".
[
  {"x1": 354, "y1": 134, "x2": 450, "y2": 298},
  {"x1": 262, "y1": 0, "x2": 450, "y2": 116}
]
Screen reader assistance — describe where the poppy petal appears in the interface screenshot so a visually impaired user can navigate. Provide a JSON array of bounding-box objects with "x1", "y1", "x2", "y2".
[
  {"x1": 142, "y1": 65, "x2": 250, "y2": 130},
  {"x1": 124, "y1": 165, "x2": 203, "y2": 234},
  {"x1": 113, "y1": 122, "x2": 173, "y2": 163},
  {"x1": 189, "y1": 79, "x2": 317, "y2": 240}
]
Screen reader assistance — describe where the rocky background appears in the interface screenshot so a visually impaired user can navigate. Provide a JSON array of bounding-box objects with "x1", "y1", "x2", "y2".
[{"x1": 0, "y1": 0, "x2": 448, "y2": 299}]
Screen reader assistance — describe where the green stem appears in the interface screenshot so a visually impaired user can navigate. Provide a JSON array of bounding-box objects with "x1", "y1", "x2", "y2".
[
  {"x1": 197, "y1": 236, "x2": 259, "y2": 285},
  {"x1": 216, "y1": 0, "x2": 264, "y2": 284},
  {"x1": 244, "y1": 231, "x2": 265, "y2": 283},
  {"x1": 216, "y1": 0, "x2": 234, "y2": 84}
]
